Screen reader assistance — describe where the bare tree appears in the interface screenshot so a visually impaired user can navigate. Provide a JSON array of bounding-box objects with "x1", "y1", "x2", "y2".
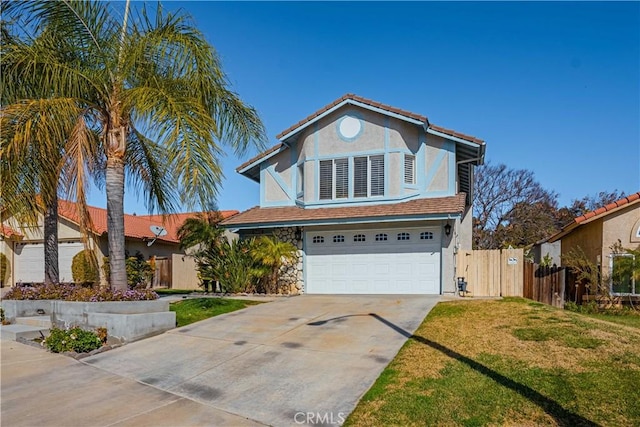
[{"x1": 473, "y1": 162, "x2": 558, "y2": 249}]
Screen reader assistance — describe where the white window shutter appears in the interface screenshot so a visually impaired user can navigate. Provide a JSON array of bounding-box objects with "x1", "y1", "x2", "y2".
[
  {"x1": 354, "y1": 157, "x2": 368, "y2": 198},
  {"x1": 370, "y1": 155, "x2": 384, "y2": 196},
  {"x1": 319, "y1": 160, "x2": 333, "y2": 200},
  {"x1": 335, "y1": 158, "x2": 349, "y2": 199},
  {"x1": 404, "y1": 154, "x2": 415, "y2": 185}
]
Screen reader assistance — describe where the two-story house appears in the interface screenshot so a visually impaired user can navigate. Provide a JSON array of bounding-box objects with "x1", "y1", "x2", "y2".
[{"x1": 221, "y1": 94, "x2": 485, "y2": 295}]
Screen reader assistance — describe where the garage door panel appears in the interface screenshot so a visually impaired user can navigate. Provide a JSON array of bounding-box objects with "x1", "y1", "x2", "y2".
[
  {"x1": 306, "y1": 227, "x2": 441, "y2": 295},
  {"x1": 15, "y1": 242, "x2": 84, "y2": 284}
]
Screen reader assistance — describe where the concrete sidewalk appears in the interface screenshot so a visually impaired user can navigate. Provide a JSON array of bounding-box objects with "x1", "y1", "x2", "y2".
[{"x1": 0, "y1": 340, "x2": 262, "y2": 426}]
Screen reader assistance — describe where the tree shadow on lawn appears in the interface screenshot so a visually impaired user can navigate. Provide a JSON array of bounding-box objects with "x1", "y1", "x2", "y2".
[{"x1": 308, "y1": 313, "x2": 598, "y2": 427}]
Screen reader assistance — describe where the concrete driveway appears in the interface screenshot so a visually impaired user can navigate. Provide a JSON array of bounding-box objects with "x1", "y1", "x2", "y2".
[{"x1": 3, "y1": 295, "x2": 439, "y2": 426}]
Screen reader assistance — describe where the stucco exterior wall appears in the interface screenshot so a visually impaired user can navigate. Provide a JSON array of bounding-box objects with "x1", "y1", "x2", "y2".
[
  {"x1": 560, "y1": 219, "x2": 603, "y2": 269},
  {"x1": 261, "y1": 104, "x2": 456, "y2": 207},
  {"x1": 171, "y1": 253, "x2": 200, "y2": 290},
  {"x1": 560, "y1": 203, "x2": 639, "y2": 278},
  {"x1": 458, "y1": 207, "x2": 473, "y2": 251}
]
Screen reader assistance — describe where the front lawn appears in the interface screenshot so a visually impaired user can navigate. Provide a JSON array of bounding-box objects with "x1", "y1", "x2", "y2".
[
  {"x1": 170, "y1": 298, "x2": 262, "y2": 327},
  {"x1": 347, "y1": 298, "x2": 640, "y2": 426}
]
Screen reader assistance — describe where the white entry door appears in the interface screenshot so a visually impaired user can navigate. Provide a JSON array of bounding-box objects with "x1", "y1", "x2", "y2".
[
  {"x1": 305, "y1": 227, "x2": 441, "y2": 294},
  {"x1": 14, "y1": 241, "x2": 84, "y2": 283}
]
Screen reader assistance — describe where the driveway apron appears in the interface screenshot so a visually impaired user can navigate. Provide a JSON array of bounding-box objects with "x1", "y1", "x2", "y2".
[{"x1": 85, "y1": 295, "x2": 439, "y2": 425}]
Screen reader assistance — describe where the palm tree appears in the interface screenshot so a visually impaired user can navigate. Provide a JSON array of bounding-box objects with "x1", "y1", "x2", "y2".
[
  {"x1": 252, "y1": 236, "x2": 297, "y2": 293},
  {"x1": 1, "y1": 22, "x2": 98, "y2": 284},
  {"x1": 177, "y1": 210, "x2": 226, "y2": 253},
  {"x1": 3, "y1": 1, "x2": 265, "y2": 290}
]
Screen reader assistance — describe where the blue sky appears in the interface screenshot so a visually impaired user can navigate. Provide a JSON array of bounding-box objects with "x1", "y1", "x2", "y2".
[{"x1": 92, "y1": 1, "x2": 639, "y2": 214}]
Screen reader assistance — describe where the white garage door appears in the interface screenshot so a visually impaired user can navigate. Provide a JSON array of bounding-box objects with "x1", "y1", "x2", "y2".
[
  {"x1": 305, "y1": 227, "x2": 440, "y2": 294},
  {"x1": 14, "y1": 242, "x2": 84, "y2": 284}
]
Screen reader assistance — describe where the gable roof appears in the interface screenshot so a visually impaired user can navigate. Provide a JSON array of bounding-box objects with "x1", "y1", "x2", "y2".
[
  {"x1": 276, "y1": 93, "x2": 428, "y2": 140},
  {"x1": 237, "y1": 94, "x2": 486, "y2": 189},
  {"x1": 221, "y1": 194, "x2": 466, "y2": 229},
  {"x1": 57, "y1": 200, "x2": 238, "y2": 243},
  {"x1": 547, "y1": 192, "x2": 640, "y2": 243}
]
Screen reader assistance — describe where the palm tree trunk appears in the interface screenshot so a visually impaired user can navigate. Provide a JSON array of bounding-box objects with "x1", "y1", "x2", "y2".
[
  {"x1": 43, "y1": 195, "x2": 59, "y2": 284},
  {"x1": 106, "y1": 156, "x2": 127, "y2": 290}
]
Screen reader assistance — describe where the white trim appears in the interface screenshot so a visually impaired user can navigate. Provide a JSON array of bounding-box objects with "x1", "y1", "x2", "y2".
[{"x1": 279, "y1": 99, "x2": 424, "y2": 142}]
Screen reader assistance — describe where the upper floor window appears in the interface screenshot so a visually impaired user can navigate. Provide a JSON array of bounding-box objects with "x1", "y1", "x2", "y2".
[
  {"x1": 354, "y1": 155, "x2": 384, "y2": 198},
  {"x1": 420, "y1": 231, "x2": 434, "y2": 240},
  {"x1": 404, "y1": 154, "x2": 415, "y2": 185},
  {"x1": 312, "y1": 236, "x2": 324, "y2": 244},
  {"x1": 319, "y1": 155, "x2": 385, "y2": 200},
  {"x1": 397, "y1": 232, "x2": 410, "y2": 241},
  {"x1": 353, "y1": 234, "x2": 366, "y2": 242},
  {"x1": 319, "y1": 158, "x2": 349, "y2": 200},
  {"x1": 297, "y1": 163, "x2": 304, "y2": 196}
]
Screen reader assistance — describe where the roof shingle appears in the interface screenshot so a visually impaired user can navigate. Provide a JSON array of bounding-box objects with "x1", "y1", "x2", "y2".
[{"x1": 221, "y1": 195, "x2": 466, "y2": 228}]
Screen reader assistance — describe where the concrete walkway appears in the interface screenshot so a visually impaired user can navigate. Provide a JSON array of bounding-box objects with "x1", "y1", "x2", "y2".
[
  {"x1": 1, "y1": 340, "x2": 261, "y2": 426},
  {"x1": 2, "y1": 295, "x2": 439, "y2": 426}
]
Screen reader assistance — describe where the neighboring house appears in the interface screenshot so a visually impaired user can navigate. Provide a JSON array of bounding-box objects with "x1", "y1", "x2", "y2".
[
  {"x1": 0, "y1": 200, "x2": 238, "y2": 290},
  {"x1": 222, "y1": 94, "x2": 486, "y2": 295},
  {"x1": 547, "y1": 192, "x2": 640, "y2": 295},
  {"x1": 531, "y1": 240, "x2": 561, "y2": 266}
]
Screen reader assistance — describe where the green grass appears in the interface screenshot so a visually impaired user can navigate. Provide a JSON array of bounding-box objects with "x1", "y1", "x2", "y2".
[
  {"x1": 170, "y1": 298, "x2": 262, "y2": 327},
  {"x1": 346, "y1": 298, "x2": 640, "y2": 426},
  {"x1": 580, "y1": 312, "x2": 640, "y2": 329}
]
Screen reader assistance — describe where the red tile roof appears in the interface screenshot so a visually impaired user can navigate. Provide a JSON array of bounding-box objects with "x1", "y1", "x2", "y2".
[
  {"x1": 428, "y1": 124, "x2": 485, "y2": 145},
  {"x1": 57, "y1": 200, "x2": 238, "y2": 243},
  {"x1": 1, "y1": 224, "x2": 22, "y2": 238},
  {"x1": 221, "y1": 195, "x2": 466, "y2": 228},
  {"x1": 547, "y1": 191, "x2": 640, "y2": 243},
  {"x1": 237, "y1": 142, "x2": 284, "y2": 172},
  {"x1": 574, "y1": 192, "x2": 640, "y2": 224},
  {"x1": 237, "y1": 94, "x2": 484, "y2": 173}
]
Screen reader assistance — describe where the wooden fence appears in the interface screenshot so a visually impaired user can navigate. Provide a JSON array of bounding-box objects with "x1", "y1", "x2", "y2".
[
  {"x1": 523, "y1": 263, "x2": 566, "y2": 308},
  {"x1": 152, "y1": 257, "x2": 172, "y2": 288},
  {"x1": 456, "y1": 248, "x2": 524, "y2": 297}
]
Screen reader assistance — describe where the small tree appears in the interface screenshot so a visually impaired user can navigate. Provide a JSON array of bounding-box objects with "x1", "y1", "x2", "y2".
[
  {"x1": 0, "y1": 253, "x2": 10, "y2": 287},
  {"x1": 125, "y1": 252, "x2": 154, "y2": 290},
  {"x1": 198, "y1": 237, "x2": 262, "y2": 293},
  {"x1": 251, "y1": 236, "x2": 297, "y2": 294},
  {"x1": 101, "y1": 252, "x2": 154, "y2": 289},
  {"x1": 71, "y1": 250, "x2": 98, "y2": 285},
  {"x1": 562, "y1": 246, "x2": 605, "y2": 296}
]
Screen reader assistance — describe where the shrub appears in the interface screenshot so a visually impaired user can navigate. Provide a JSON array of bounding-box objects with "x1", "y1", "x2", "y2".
[
  {"x1": 197, "y1": 237, "x2": 263, "y2": 293},
  {"x1": 3, "y1": 282, "x2": 158, "y2": 301},
  {"x1": 44, "y1": 326, "x2": 103, "y2": 353},
  {"x1": 0, "y1": 252, "x2": 10, "y2": 286},
  {"x1": 71, "y1": 250, "x2": 99, "y2": 285},
  {"x1": 102, "y1": 251, "x2": 155, "y2": 289},
  {"x1": 251, "y1": 236, "x2": 297, "y2": 294},
  {"x1": 126, "y1": 252, "x2": 154, "y2": 289}
]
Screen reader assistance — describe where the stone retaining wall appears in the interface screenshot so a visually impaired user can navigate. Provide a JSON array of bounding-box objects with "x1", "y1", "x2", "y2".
[{"x1": 273, "y1": 227, "x2": 304, "y2": 295}]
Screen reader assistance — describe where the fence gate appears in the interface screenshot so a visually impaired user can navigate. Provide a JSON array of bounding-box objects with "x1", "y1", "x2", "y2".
[
  {"x1": 523, "y1": 263, "x2": 566, "y2": 308},
  {"x1": 456, "y1": 248, "x2": 524, "y2": 297},
  {"x1": 153, "y1": 257, "x2": 172, "y2": 288}
]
